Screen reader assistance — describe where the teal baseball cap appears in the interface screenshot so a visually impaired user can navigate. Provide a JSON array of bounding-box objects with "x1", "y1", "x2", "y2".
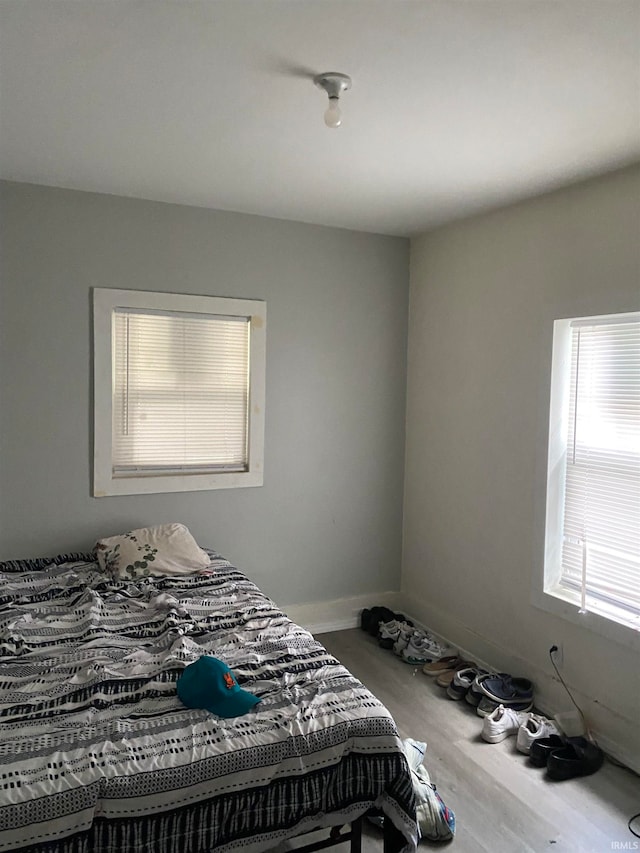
[{"x1": 177, "y1": 656, "x2": 260, "y2": 718}]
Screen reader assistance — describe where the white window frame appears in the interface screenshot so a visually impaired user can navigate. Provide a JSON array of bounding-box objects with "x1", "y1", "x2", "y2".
[
  {"x1": 535, "y1": 311, "x2": 640, "y2": 650},
  {"x1": 93, "y1": 288, "x2": 266, "y2": 497}
]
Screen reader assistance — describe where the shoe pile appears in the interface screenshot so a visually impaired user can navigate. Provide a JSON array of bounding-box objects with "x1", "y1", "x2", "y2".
[
  {"x1": 443, "y1": 669, "x2": 535, "y2": 718},
  {"x1": 361, "y1": 608, "x2": 454, "y2": 665},
  {"x1": 361, "y1": 607, "x2": 603, "y2": 780},
  {"x1": 379, "y1": 619, "x2": 453, "y2": 664},
  {"x1": 481, "y1": 705, "x2": 604, "y2": 779},
  {"x1": 481, "y1": 704, "x2": 557, "y2": 747},
  {"x1": 529, "y1": 734, "x2": 603, "y2": 780}
]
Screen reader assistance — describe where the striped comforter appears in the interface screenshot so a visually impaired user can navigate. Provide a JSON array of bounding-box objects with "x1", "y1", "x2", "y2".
[{"x1": 0, "y1": 553, "x2": 417, "y2": 853}]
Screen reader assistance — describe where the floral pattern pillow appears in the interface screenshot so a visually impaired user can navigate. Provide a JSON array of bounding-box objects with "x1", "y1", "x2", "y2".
[{"x1": 95, "y1": 523, "x2": 211, "y2": 579}]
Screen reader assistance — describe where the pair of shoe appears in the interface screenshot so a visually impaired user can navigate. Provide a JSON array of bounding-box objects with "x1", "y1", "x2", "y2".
[
  {"x1": 378, "y1": 619, "x2": 453, "y2": 664},
  {"x1": 378, "y1": 618, "x2": 413, "y2": 650},
  {"x1": 422, "y1": 655, "x2": 468, "y2": 678},
  {"x1": 425, "y1": 657, "x2": 476, "y2": 688},
  {"x1": 446, "y1": 669, "x2": 534, "y2": 716},
  {"x1": 477, "y1": 673, "x2": 534, "y2": 717},
  {"x1": 530, "y1": 735, "x2": 604, "y2": 780},
  {"x1": 402, "y1": 631, "x2": 452, "y2": 664},
  {"x1": 480, "y1": 673, "x2": 534, "y2": 708},
  {"x1": 446, "y1": 666, "x2": 486, "y2": 702},
  {"x1": 482, "y1": 704, "x2": 559, "y2": 752},
  {"x1": 465, "y1": 671, "x2": 500, "y2": 708}
]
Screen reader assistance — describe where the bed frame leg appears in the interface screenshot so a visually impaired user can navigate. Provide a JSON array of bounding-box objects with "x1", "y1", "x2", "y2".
[
  {"x1": 383, "y1": 817, "x2": 405, "y2": 853},
  {"x1": 302, "y1": 817, "x2": 364, "y2": 852},
  {"x1": 350, "y1": 815, "x2": 362, "y2": 853}
]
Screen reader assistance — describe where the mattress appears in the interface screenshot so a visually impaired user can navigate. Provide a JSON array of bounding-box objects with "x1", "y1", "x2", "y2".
[{"x1": 0, "y1": 551, "x2": 418, "y2": 852}]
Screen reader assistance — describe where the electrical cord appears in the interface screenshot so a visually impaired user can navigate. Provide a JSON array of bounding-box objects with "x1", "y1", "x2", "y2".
[
  {"x1": 609, "y1": 757, "x2": 640, "y2": 839},
  {"x1": 548, "y1": 647, "x2": 589, "y2": 737},
  {"x1": 549, "y1": 648, "x2": 639, "y2": 839},
  {"x1": 607, "y1": 756, "x2": 640, "y2": 836},
  {"x1": 608, "y1": 754, "x2": 640, "y2": 777}
]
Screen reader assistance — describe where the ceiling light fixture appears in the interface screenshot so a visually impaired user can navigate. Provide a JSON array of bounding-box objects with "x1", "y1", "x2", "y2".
[{"x1": 313, "y1": 72, "x2": 352, "y2": 128}]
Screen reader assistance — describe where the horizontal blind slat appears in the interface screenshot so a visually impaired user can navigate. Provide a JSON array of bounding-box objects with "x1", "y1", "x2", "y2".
[
  {"x1": 560, "y1": 317, "x2": 640, "y2": 617},
  {"x1": 112, "y1": 309, "x2": 250, "y2": 472}
]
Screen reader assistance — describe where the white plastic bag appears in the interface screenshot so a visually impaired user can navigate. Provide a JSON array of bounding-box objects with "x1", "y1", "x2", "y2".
[{"x1": 402, "y1": 738, "x2": 456, "y2": 842}]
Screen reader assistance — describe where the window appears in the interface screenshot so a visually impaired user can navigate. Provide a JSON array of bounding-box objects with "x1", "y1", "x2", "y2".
[
  {"x1": 93, "y1": 288, "x2": 265, "y2": 496},
  {"x1": 543, "y1": 311, "x2": 640, "y2": 634}
]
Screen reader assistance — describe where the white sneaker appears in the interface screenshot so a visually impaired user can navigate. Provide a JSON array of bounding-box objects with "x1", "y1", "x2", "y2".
[
  {"x1": 516, "y1": 714, "x2": 559, "y2": 754},
  {"x1": 481, "y1": 704, "x2": 530, "y2": 743},
  {"x1": 378, "y1": 620, "x2": 406, "y2": 643},
  {"x1": 401, "y1": 633, "x2": 451, "y2": 664},
  {"x1": 393, "y1": 626, "x2": 417, "y2": 656}
]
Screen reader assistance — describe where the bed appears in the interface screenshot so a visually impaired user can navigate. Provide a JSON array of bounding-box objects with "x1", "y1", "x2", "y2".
[{"x1": 0, "y1": 547, "x2": 418, "y2": 853}]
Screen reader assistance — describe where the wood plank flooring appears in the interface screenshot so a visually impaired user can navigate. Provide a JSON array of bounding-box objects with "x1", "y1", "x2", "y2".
[{"x1": 306, "y1": 628, "x2": 640, "y2": 853}]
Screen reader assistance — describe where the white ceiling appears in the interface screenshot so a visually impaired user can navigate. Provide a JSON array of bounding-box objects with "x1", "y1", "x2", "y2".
[{"x1": 1, "y1": 1, "x2": 639, "y2": 236}]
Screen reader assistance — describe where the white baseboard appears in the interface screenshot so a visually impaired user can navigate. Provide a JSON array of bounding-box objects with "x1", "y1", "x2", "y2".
[{"x1": 285, "y1": 591, "x2": 404, "y2": 636}]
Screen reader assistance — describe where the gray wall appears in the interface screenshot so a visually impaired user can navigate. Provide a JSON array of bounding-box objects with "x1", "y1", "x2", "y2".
[
  {"x1": 0, "y1": 181, "x2": 409, "y2": 606},
  {"x1": 403, "y1": 165, "x2": 640, "y2": 765}
]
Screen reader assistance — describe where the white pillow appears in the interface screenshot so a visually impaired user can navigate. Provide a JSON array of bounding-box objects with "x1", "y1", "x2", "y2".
[{"x1": 95, "y1": 523, "x2": 211, "y2": 579}]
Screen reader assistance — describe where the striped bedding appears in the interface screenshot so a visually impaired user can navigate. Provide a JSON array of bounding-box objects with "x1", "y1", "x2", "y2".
[{"x1": 0, "y1": 552, "x2": 418, "y2": 853}]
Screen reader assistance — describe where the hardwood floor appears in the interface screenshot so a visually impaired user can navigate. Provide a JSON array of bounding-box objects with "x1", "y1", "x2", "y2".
[{"x1": 312, "y1": 628, "x2": 640, "y2": 853}]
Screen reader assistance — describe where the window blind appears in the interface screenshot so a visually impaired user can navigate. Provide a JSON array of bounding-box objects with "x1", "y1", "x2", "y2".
[
  {"x1": 560, "y1": 317, "x2": 640, "y2": 616},
  {"x1": 112, "y1": 309, "x2": 250, "y2": 474}
]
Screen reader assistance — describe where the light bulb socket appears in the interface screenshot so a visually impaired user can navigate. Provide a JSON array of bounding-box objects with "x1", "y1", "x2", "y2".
[{"x1": 313, "y1": 72, "x2": 352, "y2": 100}]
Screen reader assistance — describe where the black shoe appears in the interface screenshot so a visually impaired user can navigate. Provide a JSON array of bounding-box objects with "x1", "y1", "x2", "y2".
[
  {"x1": 546, "y1": 737, "x2": 604, "y2": 780},
  {"x1": 361, "y1": 606, "x2": 396, "y2": 637},
  {"x1": 529, "y1": 735, "x2": 565, "y2": 767},
  {"x1": 360, "y1": 608, "x2": 373, "y2": 632}
]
